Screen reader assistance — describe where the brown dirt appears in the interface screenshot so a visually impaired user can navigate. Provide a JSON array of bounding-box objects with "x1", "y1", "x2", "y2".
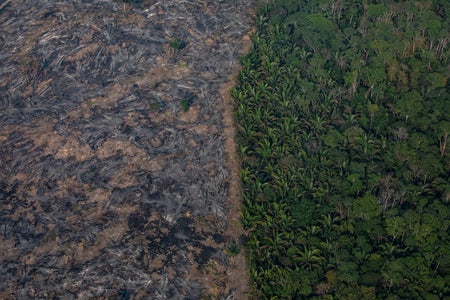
[{"x1": 220, "y1": 31, "x2": 255, "y2": 300}]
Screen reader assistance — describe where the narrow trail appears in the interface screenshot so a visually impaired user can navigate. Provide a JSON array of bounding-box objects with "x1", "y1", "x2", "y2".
[{"x1": 220, "y1": 30, "x2": 255, "y2": 300}]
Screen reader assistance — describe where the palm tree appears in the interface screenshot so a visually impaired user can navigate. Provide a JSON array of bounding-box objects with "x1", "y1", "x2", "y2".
[
  {"x1": 299, "y1": 48, "x2": 313, "y2": 61},
  {"x1": 247, "y1": 84, "x2": 263, "y2": 103},
  {"x1": 240, "y1": 167, "x2": 257, "y2": 191},
  {"x1": 280, "y1": 115, "x2": 299, "y2": 134},
  {"x1": 273, "y1": 174, "x2": 289, "y2": 200},
  {"x1": 256, "y1": 81, "x2": 272, "y2": 98},
  {"x1": 379, "y1": 242, "x2": 399, "y2": 258},
  {"x1": 256, "y1": 138, "x2": 273, "y2": 162},
  {"x1": 356, "y1": 132, "x2": 375, "y2": 158},
  {"x1": 295, "y1": 247, "x2": 325, "y2": 270},
  {"x1": 307, "y1": 114, "x2": 327, "y2": 136},
  {"x1": 238, "y1": 122, "x2": 256, "y2": 145},
  {"x1": 306, "y1": 224, "x2": 322, "y2": 238},
  {"x1": 319, "y1": 214, "x2": 341, "y2": 237}
]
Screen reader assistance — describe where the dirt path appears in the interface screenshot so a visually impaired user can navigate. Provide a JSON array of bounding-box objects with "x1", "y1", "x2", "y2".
[{"x1": 220, "y1": 30, "x2": 255, "y2": 299}]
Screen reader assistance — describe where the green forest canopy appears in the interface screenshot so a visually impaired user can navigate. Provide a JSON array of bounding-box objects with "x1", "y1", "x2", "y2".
[{"x1": 232, "y1": 0, "x2": 449, "y2": 299}]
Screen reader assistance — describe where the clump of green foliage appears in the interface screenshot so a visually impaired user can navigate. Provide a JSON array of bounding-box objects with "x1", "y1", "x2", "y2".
[
  {"x1": 169, "y1": 39, "x2": 187, "y2": 50},
  {"x1": 226, "y1": 241, "x2": 241, "y2": 256},
  {"x1": 151, "y1": 102, "x2": 162, "y2": 111},
  {"x1": 234, "y1": 0, "x2": 449, "y2": 298},
  {"x1": 179, "y1": 99, "x2": 191, "y2": 112}
]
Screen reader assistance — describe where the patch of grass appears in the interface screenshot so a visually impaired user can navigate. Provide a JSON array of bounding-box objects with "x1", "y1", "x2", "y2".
[
  {"x1": 179, "y1": 99, "x2": 191, "y2": 112},
  {"x1": 151, "y1": 102, "x2": 162, "y2": 111},
  {"x1": 169, "y1": 39, "x2": 187, "y2": 50},
  {"x1": 226, "y1": 241, "x2": 241, "y2": 256}
]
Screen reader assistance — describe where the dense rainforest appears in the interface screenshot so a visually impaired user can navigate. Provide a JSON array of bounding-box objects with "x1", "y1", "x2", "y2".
[{"x1": 232, "y1": 0, "x2": 449, "y2": 298}]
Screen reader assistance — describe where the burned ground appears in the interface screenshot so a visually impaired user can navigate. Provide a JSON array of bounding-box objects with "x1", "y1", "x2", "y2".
[{"x1": 0, "y1": 0, "x2": 254, "y2": 298}]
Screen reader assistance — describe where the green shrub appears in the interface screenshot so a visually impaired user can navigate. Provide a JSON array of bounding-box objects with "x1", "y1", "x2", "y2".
[
  {"x1": 179, "y1": 99, "x2": 191, "y2": 112},
  {"x1": 169, "y1": 39, "x2": 187, "y2": 50}
]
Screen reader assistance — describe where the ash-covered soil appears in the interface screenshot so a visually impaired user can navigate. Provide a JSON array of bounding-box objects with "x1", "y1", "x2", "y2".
[{"x1": 0, "y1": 0, "x2": 254, "y2": 298}]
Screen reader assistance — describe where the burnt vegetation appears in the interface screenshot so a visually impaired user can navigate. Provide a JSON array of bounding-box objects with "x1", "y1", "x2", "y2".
[{"x1": 0, "y1": 0, "x2": 254, "y2": 298}]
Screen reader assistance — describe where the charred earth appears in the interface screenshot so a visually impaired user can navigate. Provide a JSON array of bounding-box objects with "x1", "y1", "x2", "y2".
[{"x1": 0, "y1": 0, "x2": 255, "y2": 298}]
